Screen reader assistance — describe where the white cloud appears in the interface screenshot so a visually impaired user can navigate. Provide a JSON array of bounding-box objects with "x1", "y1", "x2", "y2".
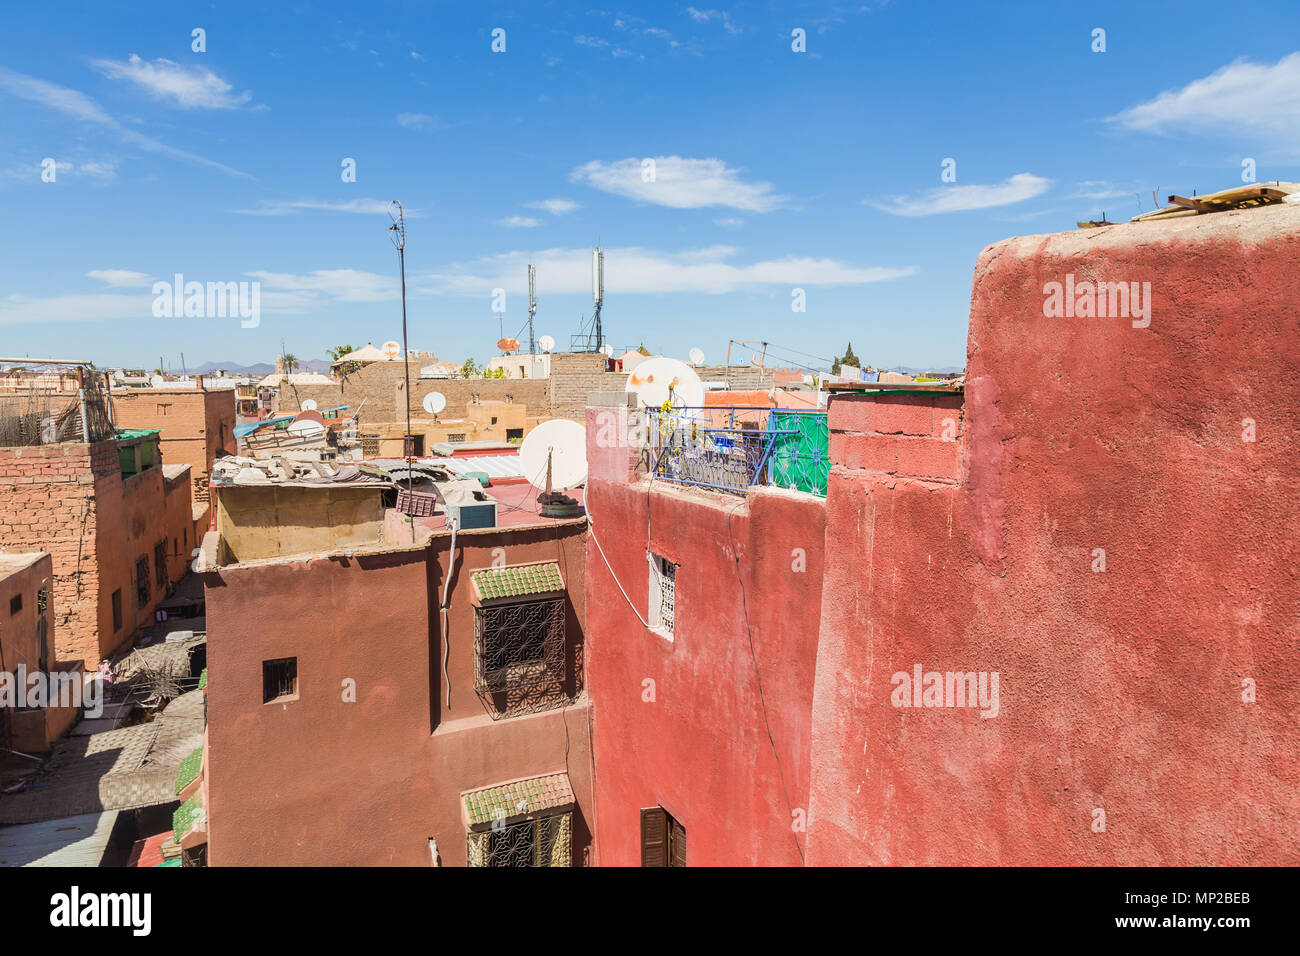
[
  {"x1": 1, "y1": 158, "x2": 118, "y2": 183},
  {"x1": 246, "y1": 269, "x2": 398, "y2": 303},
  {"x1": 714, "y1": 216, "x2": 744, "y2": 227},
  {"x1": 574, "y1": 35, "x2": 610, "y2": 47},
  {"x1": 498, "y1": 216, "x2": 542, "y2": 228},
  {"x1": 1109, "y1": 53, "x2": 1300, "y2": 144},
  {"x1": 421, "y1": 245, "x2": 915, "y2": 296},
  {"x1": 0, "y1": 292, "x2": 154, "y2": 325},
  {"x1": 571, "y1": 156, "x2": 787, "y2": 211},
  {"x1": 0, "y1": 67, "x2": 250, "y2": 178},
  {"x1": 525, "y1": 198, "x2": 580, "y2": 215},
  {"x1": 685, "y1": 7, "x2": 740, "y2": 36},
  {"x1": 87, "y1": 269, "x2": 154, "y2": 287},
  {"x1": 396, "y1": 112, "x2": 440, "y2": 130},
  {"x1": 236, "y1": 198, "x2": 419, "y2": 216},
  {"x1": 410, "y1": 51, "x2": 426, "y2": 62},
  {"x1": 869, "y1": 173, "x2": 1051, "y2": 217},
  {"x1": 93, "y1": 54, "x2": 253, "y2": 109}
]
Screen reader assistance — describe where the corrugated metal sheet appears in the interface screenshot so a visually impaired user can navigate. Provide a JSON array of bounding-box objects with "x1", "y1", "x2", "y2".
[
  {"x1": 0, "y1": 810, "x2": 119, "y2": 867},
  {"x1": 431, "y1": 455, "x2": 524, "y2": 481}
]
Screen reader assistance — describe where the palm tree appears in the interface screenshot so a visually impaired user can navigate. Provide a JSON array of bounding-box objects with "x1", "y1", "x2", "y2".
[
  {"x1": 327, "y1": 344, "x2": 359, "y2": 376},
  {"x1": 282, "y1": 353, "x2": 300, "y2": 374}
]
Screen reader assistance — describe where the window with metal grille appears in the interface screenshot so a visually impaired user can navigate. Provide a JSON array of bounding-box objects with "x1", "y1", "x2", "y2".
[
  {"x1": 154, "y1": 541, "x2": 168, "y2": 591},
  {"x1": 466, "y1": 812, "x2": 571, "y2": 867},
  {"x1": 262, "y1": 657, "x2": 297, "y2": 703},
  {"x1": 474, "y1": 598, "x2": 566, "y2": 717},
  {"x1": 135, "y1": 556, "x2": 150, "y2": 609},
  {"x1": 648, "y1": 553, "x2": 677, "y2": 636},
  {"x1": 447, "y1": 433, "x2": 466, "y2": 443},
  {"x1": 641, "y1": 806, "x2": 686, "y2": 867}
]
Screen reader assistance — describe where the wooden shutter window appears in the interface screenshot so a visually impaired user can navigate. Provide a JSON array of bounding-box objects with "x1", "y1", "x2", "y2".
[
  {"x1": 640, "y1": 807, "x2": 669, "y2": 867},
  {"x1": 670, "y1": 817, "x2": 686, "y2": 867}
]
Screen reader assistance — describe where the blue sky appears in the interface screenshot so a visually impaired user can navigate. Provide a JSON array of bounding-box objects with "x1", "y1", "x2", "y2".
[{"x1": 2, "y1": 0, "x2": 1298, "y2": 373}]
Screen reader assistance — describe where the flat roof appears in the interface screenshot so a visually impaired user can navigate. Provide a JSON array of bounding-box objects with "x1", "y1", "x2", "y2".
[
  {"x1": 0, "y1": 550, "x2": 47, "y2": 577},
  {"x1": 0, "y1": 810, "x2": 119, "y2": 867}
]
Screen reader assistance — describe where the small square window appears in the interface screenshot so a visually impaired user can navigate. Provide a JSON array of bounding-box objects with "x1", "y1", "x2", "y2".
[
  {"x1": 8, "y1": 594, "x2": 21, "y2": 615},
  {"x1": 262, "y1": 657, "x2": 298, "y2": 703}
]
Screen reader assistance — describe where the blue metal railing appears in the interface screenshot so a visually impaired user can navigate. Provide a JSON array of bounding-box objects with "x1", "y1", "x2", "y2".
[{"x1": 646, "y1": 406, "x2": 829, "y2": 497}]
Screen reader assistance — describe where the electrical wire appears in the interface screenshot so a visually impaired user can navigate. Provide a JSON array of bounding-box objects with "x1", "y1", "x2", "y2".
[
  {"x1": 725, "y1": 497, "x2": 806, "y2": 864},
  {"x1": 586, "y1": 513, "x2": 651, "y2": 629},
  {"x1": 438, "y1": 521, "x2": 458, "y2": 709}
]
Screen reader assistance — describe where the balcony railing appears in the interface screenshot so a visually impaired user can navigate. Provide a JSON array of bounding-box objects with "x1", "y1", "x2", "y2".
[{"x1": 646, "y1": 406, "x2": 829, "y2": 497}]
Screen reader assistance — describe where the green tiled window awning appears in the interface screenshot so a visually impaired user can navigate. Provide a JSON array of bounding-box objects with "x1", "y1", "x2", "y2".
[
  {"x1": 462, "y1": 773, "x2": 575, "y2": 831},
  {"x1": 174, "y1": 745, "x2": 203, "y2": 795},
  {"x1": 471, "y1": 562, "x2": 564, "y2": 604},
  {"x1": 173, "y1": 794, "x2": 204, "y2": 842}
]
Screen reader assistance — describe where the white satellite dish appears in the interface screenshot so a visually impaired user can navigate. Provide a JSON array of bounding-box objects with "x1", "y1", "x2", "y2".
[
  {"x1": 421, "y1": 391, "x2": 447, "y2": 415},
  {"x1": 600, "y1": 344, "x2": 614, "y2": 357},
  {"x1": 688, "y1": 347, "x2": 705, "y2": 366},
  {"x1": 301, "y1": 399, "x2": 318, "y2": 411},
  {"x1": 287, "y1": 419, "x2": 326, "y2": 438},
  {"x1": 625, "y1": 356, "x2": 705, "y2": 408},
  {"x1": 519, "y1": 420, "x2": 588, "y2": 491},
  {"x1": 538, "y1": 335, "x2": 555, "y2": 353},
  {"x1": 149, "y1": 374, "x2": 165, "y2": 388},
  {"x1": 381, "y1": 340, "x2": 402, "y2": 360}
]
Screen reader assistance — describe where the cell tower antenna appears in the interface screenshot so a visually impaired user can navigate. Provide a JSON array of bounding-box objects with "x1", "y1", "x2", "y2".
[
  {"x1": 592, "y1": 246, "x2": 605, "y2": 353},
  {"x1": 528, "y1": 263, "x2": 537, "y2": 356}
]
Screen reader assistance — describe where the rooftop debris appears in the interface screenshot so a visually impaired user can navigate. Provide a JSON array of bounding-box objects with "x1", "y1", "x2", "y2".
[{"x1": 1079, "y1": 182, "x2": 1300, "y2": 229}]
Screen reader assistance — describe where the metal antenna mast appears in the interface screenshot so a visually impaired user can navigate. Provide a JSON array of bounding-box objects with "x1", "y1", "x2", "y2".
[
  {"x1": 388, "y1": 201, "x2": 412, "y2": 492},
  {"x1": 592, "y1": 247, "x2": 604, "y2": 353},
  {"x1": 527, "y1": 264, "x2": 537, "y2": 357}
]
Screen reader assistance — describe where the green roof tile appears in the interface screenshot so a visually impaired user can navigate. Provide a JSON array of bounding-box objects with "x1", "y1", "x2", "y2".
[
  {"x1": 173, "y1": 794, "x2": 204, "y2": 842},
  {"x1": 462, "y1": 773, "x2": 574, "y2": 827},
  {"x1": 471, "y1": 562, "x2": 564, "y2": 602},
  {"x1": 197, "y1": 668, "x2": 207, "y2": 691},
  {"x1": 174, "y1": 745, "x2": 203, "y2": 795}
]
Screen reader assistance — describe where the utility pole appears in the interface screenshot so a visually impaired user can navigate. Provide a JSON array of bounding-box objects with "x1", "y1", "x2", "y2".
[
  {"x1": 389, "y1": 201, "x2": 413, "y2": 494},
  {"x1": 528, "y1": 264, "x2": 537, "y2": 357}
]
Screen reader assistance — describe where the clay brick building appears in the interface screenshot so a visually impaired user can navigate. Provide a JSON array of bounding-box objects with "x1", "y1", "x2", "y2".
[
  {"x1": 0, "y1": 432, "x2": 189, "y2": 668},
  {"x1": 108, "y1": 383, "x2": 237, "y2": 532},
  {"x1": 0, "y1": 551, "x2": 81, "y2": 752}
]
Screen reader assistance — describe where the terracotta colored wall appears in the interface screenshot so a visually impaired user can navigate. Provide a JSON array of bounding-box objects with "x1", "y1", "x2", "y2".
[
  {"x1": 806, "y1": 204, "x2": 1300, "y2": 865},
  {"x1": 0, "y1": 440, "x2": 165, "y2": 666},
  {"x1": 163, "y1": 468, "x2": 194, "y2": 585},
  {"x1": 203, "y1": 521, "x2": 593, "y2": 866},
  {"x1": 0, "y1": 553, "x2": 80, "y2": 751},
  {"x1": 110, "y1": 387, "x2": 235, "y2": 523},
  {"x1": 584, "y1": 467, "x2": 825, "y2": 865}
]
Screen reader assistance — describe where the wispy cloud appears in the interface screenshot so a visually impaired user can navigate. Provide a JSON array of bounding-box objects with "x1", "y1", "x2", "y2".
[
  {"x1": 86, "y1": 269, "x2": 154, "y2": 287},
  {"x1": 235, "y1": 198, "x2": 420, "y2": 216},
  {"x1": 421, "y1": 245, "x2": 914, "y2": 296},
  {"x1": 93, "y1": 54, "x2": 254, "y2": 109},
  {"x1": 497, "y1": 216, "x2": 541, "y2": 228},
  {"x1": 396, "y1": 112, "x2": 441, "y2": 131},
  {"x1": 0, "y1": 67, "x2": 250, "y2": 178},
  {"x1": 869, "y1": 173, "x2": 1051, "y2": 217},
  {"x1": 246, "y1": 269, "x2": 398, "y2": 302},
  {"x1": 1109, "y1": 53, "x2": 1300, "y2": 146},
  {"x1": 2, "y1": 158, "x2": 118, "y2": 183},
  {"x1": 714, "y1": 216, "x2": 744, "y2": 228},
  {"x1": 525, "y1": 198, "x2": 579, "y2": 215},
  {"x1": 686, "y1": 7, "x2": 741, "y2": 36},
  {"x1": 571, "y1": 156, "x2": 788, "y2": 212}
]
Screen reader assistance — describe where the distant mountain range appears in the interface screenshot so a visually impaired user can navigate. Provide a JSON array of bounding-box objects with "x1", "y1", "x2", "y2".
[{"x1": 192, "y1": 359, "x2": 332, "y2": 376}]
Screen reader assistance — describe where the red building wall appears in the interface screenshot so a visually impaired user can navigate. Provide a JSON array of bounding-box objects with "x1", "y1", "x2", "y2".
[
  {"x1": 806, "y1": 204, "x2": 1300, "y2": 865},
  {"x1": 203, "y1": 522, "x2": 593, "y2": 866},
  {"x1": 584, "y1": 434, "x2": 825, "y2": 865}
]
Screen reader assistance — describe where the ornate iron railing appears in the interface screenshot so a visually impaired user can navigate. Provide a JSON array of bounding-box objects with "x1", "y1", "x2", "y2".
[{"x1": 646, "y1": 406, "x2": 828, "y2": 497}]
